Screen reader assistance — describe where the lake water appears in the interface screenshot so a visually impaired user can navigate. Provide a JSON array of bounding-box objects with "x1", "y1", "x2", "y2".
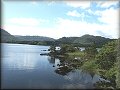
[{"x1": 1, "y1": 43, "x2": 104, "y2": 89}]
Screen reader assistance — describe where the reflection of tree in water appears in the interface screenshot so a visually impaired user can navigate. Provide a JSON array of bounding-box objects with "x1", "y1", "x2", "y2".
[
  {"x1": 55, "y1": 66, "x2": 73, "y2": 76},
  {"x1": 47, "y1": 55, "x2": 108, "y2": 88},
  {"x1": 47, "y1": 56, "x2": 55, "y2": 64},
  {"x1": 54, "y1": 56, "x2": 84, "y2": 76}
]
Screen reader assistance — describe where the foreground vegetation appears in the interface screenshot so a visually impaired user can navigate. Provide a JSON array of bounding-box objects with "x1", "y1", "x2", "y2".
[{"x1": 49, "y1": 39, "x2": 120, "y2": 89}]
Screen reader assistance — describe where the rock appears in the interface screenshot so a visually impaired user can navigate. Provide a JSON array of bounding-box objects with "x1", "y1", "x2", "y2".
[{"x1": 40, "y1": 53, "x2": 49, "y2": 55}]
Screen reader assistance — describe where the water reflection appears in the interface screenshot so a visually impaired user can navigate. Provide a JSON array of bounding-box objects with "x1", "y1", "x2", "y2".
[
  {"x1": 1, "y1": 43, "x2": 106, "y2": 89},
  {"x1": 2, "y1": 53, "x2": 39, "y2": 70},
  {"x1": 47, "y1": 55, "x2": 105, "y2": 88}
]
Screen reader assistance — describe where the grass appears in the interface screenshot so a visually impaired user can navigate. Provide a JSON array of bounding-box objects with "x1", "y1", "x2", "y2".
[{"x1": 67, "y1": 51, "x2": 85, "y2": 57}]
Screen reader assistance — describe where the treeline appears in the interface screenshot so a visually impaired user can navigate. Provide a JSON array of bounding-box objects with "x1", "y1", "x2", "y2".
[{"x1": 1, "y1": 29, "x2": 116, "y2": 48}]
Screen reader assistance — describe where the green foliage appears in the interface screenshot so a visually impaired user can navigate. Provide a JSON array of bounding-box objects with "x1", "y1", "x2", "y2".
[
  {"x1": 60, "y1": 44, "x2": 77, "y2": 54},
  {"x1": 81, "y1": 60, "x2": 99, "y2": 74},
  {"x1": 95, "y1": 40, "x2": 117, "y2": 70},
  {"x1": 105, "y1": 64, "x2": 117, "y2": 80},
  {"x1": 67, "y1": 51, "x2": 84, "y2": 57},
  {"x1": 49, "y1": 45, "x2": 56, "y2": 54},
  {"x1": 116, "y1": 39, "x2": 120, "y2": 88},
  {"x1": 84, "y1": 42, "x2": 98, "y2": 59},
  {"x1": 57, "y1": 37, "x2": 79, "y2": 44},
  {"x1": 73, "y1": 34, "x2": 112, "y2": 47},
  {"x1": 15, "y1": 36, "x2": 55, "y2": 42}
]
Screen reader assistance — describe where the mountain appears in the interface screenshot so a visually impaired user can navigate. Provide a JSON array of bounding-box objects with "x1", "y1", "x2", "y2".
[
  {"x1": 1, "y1": 29, "x2": 114, "y2": 47},
  {"x1": 57, "y1": 37, "x2": 79, "y2": 44},
  {"x1": 73, "y1": 34, "x2": 112, "y2": 46},
  {"x1": 55, "y1": 34, "x2": 113, "y2": 47},
  {"x1": 14, "y1": 36, "x2": 55, "y2": 41},
  {"x1": 1, "y1": 29, "x2": 17, "y2": 42}
]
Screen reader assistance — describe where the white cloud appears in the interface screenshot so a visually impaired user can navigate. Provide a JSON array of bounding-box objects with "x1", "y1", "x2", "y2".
[
  {"x1": 30, "y1": 1, "x2": 38, "y2": 5},
  {"x1": 87, "y1": 9, "x2": 101, "y2": 16},
  {"x1": 8, "y1": 18, "x2": 39, "y2": 26},
  {"x1": 96, "y1": 1, "x2": 119, "y2": 8},
  {"x1": 66, "y1": 10, "x2": 84, "y2": 17},
  {"x1": 65, "y1": 1, "x2": 91, "y2": 9},
  {"x1": 3, "y1": 15, "x2": 119, "y2": 39},
  {"x1": 2, "y1": 7, "x2": 119, "y2": 39},
  {"x1": 98, "y1": 7, "x2": 119, "y2": 25},
  {"x1": 8, "y1": 18, "x2": 49, "y2": 26}
]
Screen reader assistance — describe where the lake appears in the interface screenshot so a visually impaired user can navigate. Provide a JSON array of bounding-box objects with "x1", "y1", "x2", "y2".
[{"x1": 1, "y1": 43, "x2": 105, "y2": 89}]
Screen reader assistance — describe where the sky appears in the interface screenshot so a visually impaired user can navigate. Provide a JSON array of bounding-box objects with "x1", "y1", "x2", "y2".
[{"x1": 1, "y1": 0, "x2": 120, "y2": 39}]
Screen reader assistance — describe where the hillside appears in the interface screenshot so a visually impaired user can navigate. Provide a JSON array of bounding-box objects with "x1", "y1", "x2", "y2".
[
  {"x1": 55, "y1": 34, "x2": 113, "y2": 47},
  {"x1": 1, "y1": 29, "x2": 114, "y2": 47},
  {"x1": 1, "y1": 29, "x2": 55, "y2": 43},
  {"x1": 1, "y1": 29, "x2": 17, "y2": 43},
  {"x1": 73, "y1": 34, "x2": 113, "y2": 46},
  {"x1": 57, "y1": 37, "x2": 79, "y2": 44},
  {"x1": 14, "y1": 36, "x2": 55, "y2": 42}
]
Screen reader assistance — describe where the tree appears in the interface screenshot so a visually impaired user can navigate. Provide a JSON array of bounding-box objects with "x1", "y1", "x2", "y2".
[
  {"x1": 60, "y1": 44, "x2": 76, "y2": 54},
  {"x1": 116, "y1": 38, "x2": 120, "y2": 88},
  {"x1": 95, "y1": 40, "x2": 117, "y2": 70},
  {"x1": 49, "y1": 45, "x2": 56, "y2": 55},
  {"x1": 84, "y1": 42, "x2": 98, "y2": 59}
]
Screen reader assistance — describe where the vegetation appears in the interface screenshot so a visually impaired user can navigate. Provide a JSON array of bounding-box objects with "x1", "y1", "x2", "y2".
[
  {"x1": 116, "y1": 38, "x2": 120, "y2": 88},
  {"x1": 49, "y1": 39, "x2": 119, "y2": 89},
  {"x1": 15, "y1": 35, "x2": 55, "y2": 42},
  {"x1": 73, "y1": 34, "x2": 113, "y2": 47},
  {"x1": 82, "y1": 40, "x2": 118, "y2": 89},
  {"x1": 1, "y1": 29, "x2": 115, "y2": 48},
  {"x1": 1, "y1": 29, "x2": 17, "y2": 43},
  {"x1": 84, "y1": 42, "x2": 98, "y2": 59}
]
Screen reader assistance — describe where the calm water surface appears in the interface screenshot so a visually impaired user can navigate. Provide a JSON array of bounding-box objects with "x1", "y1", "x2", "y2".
[{"x1": 1, "y1": 43, "x2": 103, "y2": 89}]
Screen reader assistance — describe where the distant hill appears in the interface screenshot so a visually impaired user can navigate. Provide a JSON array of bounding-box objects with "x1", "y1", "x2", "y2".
[
  {"x1": 73, "y1": 34, "x2": 113, "y2": 46},
  {"x1": 57, "y1": 37, "x2": 79, "y2": 44},
  {"x1": 1, "y1": 29, "x2": 55, "y2": 43},
  {"x1": 14, "y1": 36, "x2": 55, "y2": 42},
  {"x1": 1, "y1": 29, "x2": 114, "y2": 47},
  {"x1": 55, "y1": 34, "x2": 114, "y2": 47},
  {"x1": 1, "y1": 29, "x2": 17, "y2": 42}
]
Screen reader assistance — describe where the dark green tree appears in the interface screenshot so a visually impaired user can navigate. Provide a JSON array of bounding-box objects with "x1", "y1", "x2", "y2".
[
  {"x1": 49, "y1": 45, "x2": 56, "y2": 55},
  {"x1": 116, "y1": 38, "x2": 120, "y2": 88},
  {"x1": 60, "y1": 44, "x2": 76, "y2": 54},
  {"x1": 95, "y1": 40, "x2": 117, "y2": 70},
  {"x1": 84, "y1": 42, "x2": 98, "y2": 59}
]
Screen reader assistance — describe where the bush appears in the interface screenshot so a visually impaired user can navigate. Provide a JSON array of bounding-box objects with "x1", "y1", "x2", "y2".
[{"x1": 95, "y1": 40, "x2": 117, "y2": 70}]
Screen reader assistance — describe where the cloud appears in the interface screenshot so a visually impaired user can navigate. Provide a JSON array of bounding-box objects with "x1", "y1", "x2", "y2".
[
  {"x1": 8, "y1": 18, "x2": 39, "y2": 26},
  {"x1": 65, "y1": 1, "x2": 91, "y2": 9},
  {"x1": 2, "y1": 4, "x2": 119, "y2": 39},
  {"x1": 96, "y1": 1, "x2": 119, "y2": 8},
  {"x1": 96, "y1": 30, "x2": 113, "y2": 38},
  {"x1": 55, "y1": 17, "x2": 118, "y2": 39},
  {"x1": 66, "y1": 10, "x2": 84, "y2": 17},
  {"x1": 98, "y1": 7, "x2": 119, "y2": 25},
  {"x1": 30, "y1": 1, "x2": 38, "y2": 6},
  {"x1": 47, "y1": 1, "x2": 55, "y2": 6},
  {"x1": 8, "y1": 18, "x2": 49, "y2": 26},
  {"x1": 3, "y1": 15, "x2": 119, "y2": 39}
]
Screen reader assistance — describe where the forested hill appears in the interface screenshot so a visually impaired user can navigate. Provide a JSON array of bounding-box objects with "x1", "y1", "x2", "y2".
[
  {"x1": 57, "y1": 37, "x2": 79, "y2": 44},
  {"x1": 73, "y1": 34, "x2": 113, "y2": 46},
  {"x1": 56, "y1": 34, "x2": 114, "y2": 47},
  {"x1": 1, "y1": 29, "x2": 115, "y2": 47},
  {"x1": 14, "y1": 35, "x2": 55, "y2": 41},
  {"x1": 0, "y1": 29, "x2": 55, "y2": 43},
  {"x1": 1, "y1": 29, "x2": 17, "y2": 42}
]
